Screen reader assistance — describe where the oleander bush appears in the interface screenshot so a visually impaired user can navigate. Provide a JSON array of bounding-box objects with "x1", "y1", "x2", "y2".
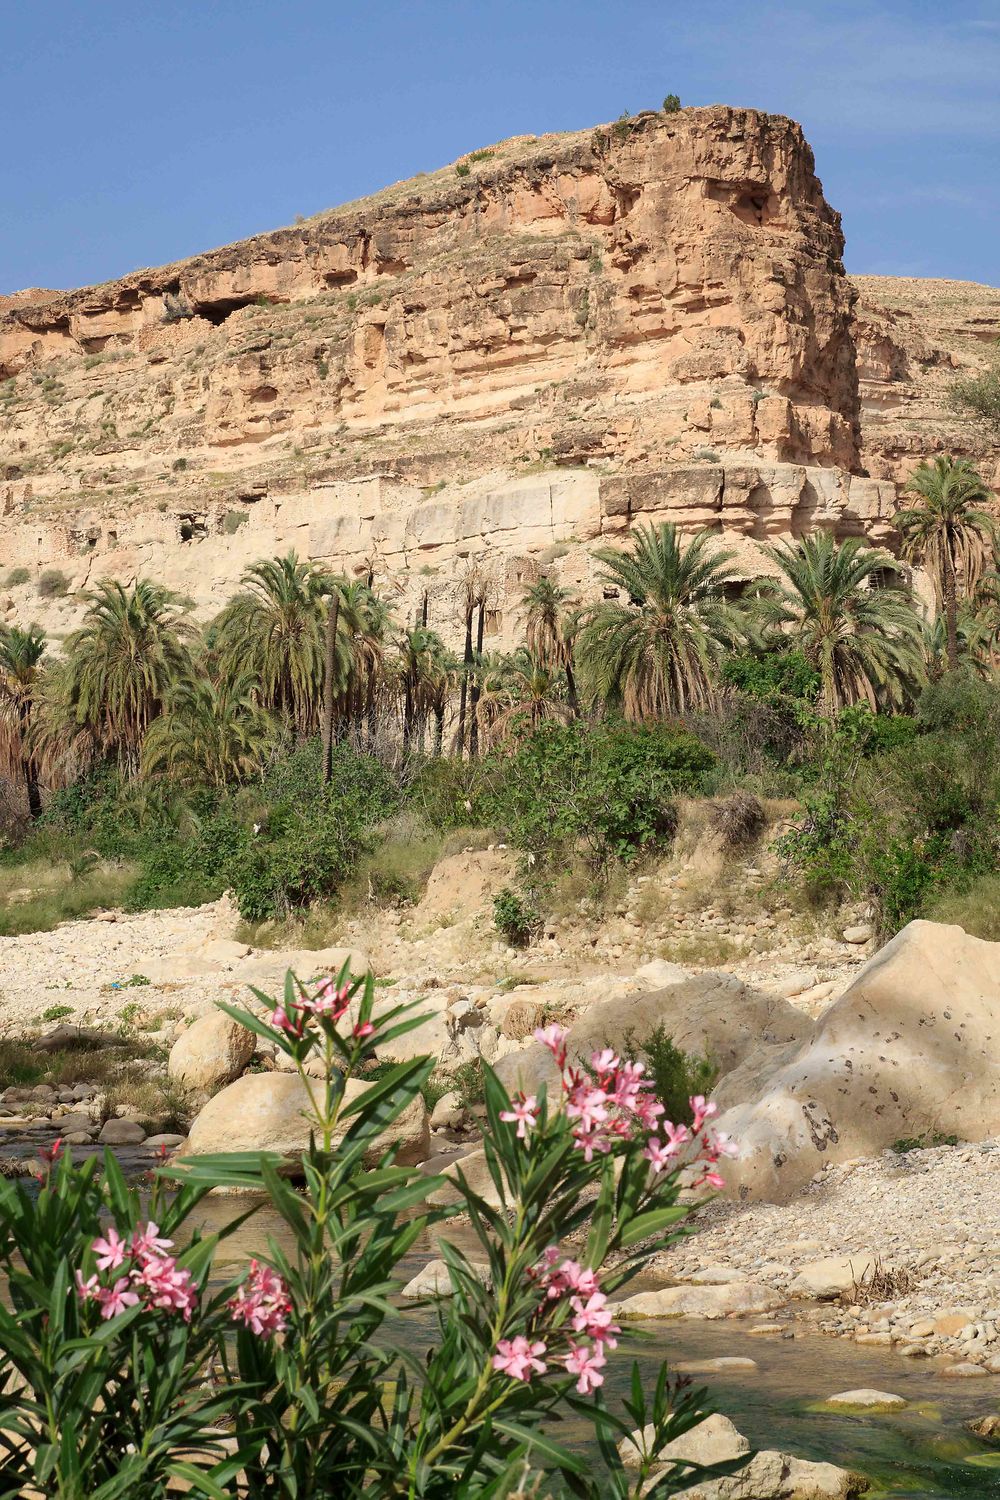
[{"x1": 0, "y1": 964, "x2": 741, "y2": 1497}]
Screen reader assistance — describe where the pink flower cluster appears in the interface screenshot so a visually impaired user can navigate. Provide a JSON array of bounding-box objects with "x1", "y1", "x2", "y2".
[
  {"x1": 492, "y1": 1034, "x2": 739, "y2": 1398},
  {"x1": 228, "y1": 1258, "x2": 292, "y2": 1340},
  {"x1": 269, "y1": 977, "x2": 353, "y2": 1037},
  {"x1": 494, "y1": 1250, "x2": 621, "y2": 1395},
  {"x1": 76, "y1": 1221, "x2": 197, "y2": 1322},
  {"x1": 532, "y1": 1026, "x2": 737, "y2": 1186}
]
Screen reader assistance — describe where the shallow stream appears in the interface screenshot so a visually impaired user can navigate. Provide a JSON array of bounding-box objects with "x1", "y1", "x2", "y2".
[{"x1": 198, "y1": 1198, "x2": 1000, "y2": 1499}]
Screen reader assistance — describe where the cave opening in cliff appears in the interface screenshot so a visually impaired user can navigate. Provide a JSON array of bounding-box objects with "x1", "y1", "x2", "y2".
[{"x1": 191, "y1": 296, "x2": 265, "y2": 327}]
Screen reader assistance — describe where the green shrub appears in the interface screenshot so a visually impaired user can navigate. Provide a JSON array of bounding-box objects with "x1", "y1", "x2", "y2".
[
  {"x1": 485, "y1": 720, "x2": 713, "y2": 874},
  {"x1": 926, "y1": 874, "x2": 1000, "y2": 941},
  {"x1": 455, "y1": 161, "x2": 471, "y2": 177},
  {"x1": 223, "y1": 509, "x2": 248, "y2": 534},
  {"x1": 662, "y1": 93, "x2": 682, "y2": 113},
  {"x1": 5, "y1": 567, "x2": 30, "y2": 587},
  {"x1": 450, "y1": 1056, "x2": 486, "y2": 1110},
  {"x1": 721, "y1": 648, "x2": 819, "y2": 703},
  {"x1": 493, "y1": 887, "x2": 539, "y2": 948},
  {"x1": 40, "y1": 1004, "x2": 74, "y2": 1023},
  {"x1": 227, "y1": 741, "x2": 398, "y2": 922},
  {"x1": 606, "y1": 1023, "x2": 716, "y2": 1127},
  {"x1": 38, "y1": 569, "x2": 69, "y2": 598}
]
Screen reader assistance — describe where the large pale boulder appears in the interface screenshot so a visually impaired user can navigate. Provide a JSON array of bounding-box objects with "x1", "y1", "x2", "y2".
[
  {"x1": 619, "y1": 1412, "x2": 864, "y2": 1497},
  {"x1": 789, "y1": 1255, "x2": 876, "y2": 1300},
  {"x1": 496, "y1": 973, "x2": 812, "y2": 1097},
  {"x1": 717, "y1": 921, "x2": 1000, "y2": 1202},
  {"x1": 183, "y1": 1073, "x2": 430, "y2": 1169},
  {"x1": 614, "y1": 1280, "x2": 784, "y2": 1320},
  {"x1": 168, "y1": 1012, "x2": 256, "y2": 1092}
]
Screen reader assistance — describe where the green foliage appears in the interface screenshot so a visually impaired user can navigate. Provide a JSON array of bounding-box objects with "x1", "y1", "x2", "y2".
[
  {"x1": 891, "y1": 1132, "x2": 958, "y2": 1154},
  {"x1": 5, "y1": 567, "x2": 30, "y2": 587},
  {"x1": 947, "y1": 352, "x2": 1000, "y2": 437},
  {"x1": 37, "y1": 568, "x2": 69, "y2": 598},
  {"x1": 721, "y1": 648, "x2": 819, "y2": 703},
  {"x1": 455, "y1": 161, "x2": 471, "y2": 177},
  {"x1": 662, "y1": 93, "x2": 681, "y2": 113},
  {"x1": 40, "y1": 1004, "x2": 74, "y2": 1022},
  {"x1": 223, "y1": 508, "x2": 248, "y2": 534},
  {"x1": 628, "y1": 1024, "x2": 717, "y2": 1126},
  {"x1": 228, "y1": 740, "x2": 398, "y2": 922},
  {"x1": 450, "y1": 1056, "x2": 487, "y2": 1110},
  {"x1": 493, "y1": 886, "x2": 539, "y2": 947},
  {"x1": 485, "y1": 720, "x2": 713, "y2": 874}
]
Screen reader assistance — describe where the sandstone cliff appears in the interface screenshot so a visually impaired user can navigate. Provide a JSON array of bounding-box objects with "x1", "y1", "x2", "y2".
[{"x1": 0, "y1": 106, "x2": 995, "y2": 646}]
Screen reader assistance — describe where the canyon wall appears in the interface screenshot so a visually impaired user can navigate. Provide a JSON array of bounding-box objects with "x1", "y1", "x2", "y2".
[{"x1": 0, "y1": 106, "x2": 996, "y2": 647}]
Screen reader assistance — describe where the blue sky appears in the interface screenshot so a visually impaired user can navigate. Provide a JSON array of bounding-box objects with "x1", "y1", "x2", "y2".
[{"x1": 1, "y1": 0, "x2": 997, "y2": 293}]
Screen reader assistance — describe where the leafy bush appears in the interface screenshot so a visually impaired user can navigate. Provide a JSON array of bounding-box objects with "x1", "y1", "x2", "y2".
[
  {"x1": 662, "y1": 93, "x2": 681, "y2": 113},
  {"x1": 40, "y1": 1004, "x2": 74, "y2": 1023},
  {"x1": 721, "y1": 648, "x2": 819, "y2": 704},
  {"x1": 5, "y1": 567, "x2": 30, "y2": 587},
  {"x1": 493, "y1": 886, "x2": 539, "y2": 947},
  {"x1": 228, "y1": 741, "x2": 398, "y2": 921},
  {"x1": 0, "y1": 969, "x2": 738, "y2": 1496},
  {"x1": 628, "y1": 1024, "x2": 717, "y2": 1125},
  {"x1": 37, "y1": 568, "x2": 69, "y2": 598},
  {"x1": 485, "y1": 721, "x2": 714, "y2": 875},
  {"x1": 223, "y1": 509, "x2": 248, "y2": 534},
  {"x1": 455, "y1": 161, "x2": 471, "y2": 177}
]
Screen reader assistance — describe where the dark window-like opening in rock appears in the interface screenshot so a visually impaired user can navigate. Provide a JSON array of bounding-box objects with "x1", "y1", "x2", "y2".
[{"x1": 179, "y1": 516, "x2": 208, "y2": 543}]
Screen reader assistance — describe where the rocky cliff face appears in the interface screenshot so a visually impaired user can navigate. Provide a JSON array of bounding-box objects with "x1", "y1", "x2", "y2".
[{"x1": 0, "y1": 106, "x2": 995, "y2": 646}]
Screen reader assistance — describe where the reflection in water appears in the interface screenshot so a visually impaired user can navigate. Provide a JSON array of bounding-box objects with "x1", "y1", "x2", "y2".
[{"x1": 196, "y1": 1196, "x2": 1000, "y2": 1500}]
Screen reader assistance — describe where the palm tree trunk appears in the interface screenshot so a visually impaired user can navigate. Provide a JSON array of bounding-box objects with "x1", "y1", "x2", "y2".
[
  {"x1": 468, "y1": 600, "x2": 486, "y2": 759},
  {"x1": 944, "y1": 549, "x2": 959, "y2": 671},
  {"x1": 456, "y1": 601, "x2": 473, "y2": 758},
  {"x1": 433, "y1": 701, "x2": 444, "y2": 756},
  {"x1": 565, "y1": 656, "x2": 579, "y2": 717},
  {"x1": 321, "y1": 593, "x2": 340, "y2": 784}
]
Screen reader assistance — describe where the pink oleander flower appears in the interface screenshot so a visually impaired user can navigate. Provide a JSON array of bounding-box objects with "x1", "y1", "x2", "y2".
[
  {"x1": 269, "y1": 1004, "x2": 299, "y2": 1035},
  {"x1": 353, "y1": 1021, "x2": 375, "y2": 1039},
  {"x1": 571, "y1": 1122, "x2": 611, "y2": 1162},
  {"x1": 590, "y1": 1048, "x2": 620, "y2": 1079},
  {"x1": 136, "y1": 1255, "x2": 197, "y2": 1321},
  {"x1": 131, "y1": 1221, "x2": 173, "y2": 1263},
  {"x1": 711, "y1": 1129, "x2": 738, "y2": 1160},
  {"x1": 311, "y1": 978, "x2": 351, "y2": 1021},
  {"x1": 570, "y1": 1291, "x2": 619, "y2": 1349},
  {"x1": 229, "y1": 1258, "x2": 292, "y2": 1340},
  {"x1": 538, "y1": 1256, "x2": 602, "y2": 1301},
  {"x1": 533, "y1": 1023, "x2": 568, "y2": 1068},
  {"x1": 565, "y1": 1078, "x2": 609, "y2": 1133},
  {"x1": 564, "y1": 1341, "x2": 606, "y2": 1395},
  {"x1": 92, "y1": 1227, "x2": 128, "y2": 1271},
  {"x1": 97, "y1": 1277, "x2": 140, "y2": 1320},
  {"x1": 492, "y1": 1336, "x2": 547, "y2": 1382},
  {"x1": 75, "y1": 1270, "x2": 100, "y2": 1302},
  {"x1": 39, "y1": 1136, "x2": 64, "y2": 1166},
  {"x1": 690, "y1": 1094, "x2": 718, "y2": 1132},
  {"x1": 499, "y1": 1093, "x2": 540, "y2": 1140}
]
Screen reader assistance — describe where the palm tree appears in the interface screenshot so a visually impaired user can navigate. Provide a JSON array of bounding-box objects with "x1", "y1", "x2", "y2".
[
  {"x1": 142, "y1": 671, "x2": 278, "y2": 786},
  {"x1": 755, "y1": 533, "x2": 925, "y2": 715},
  {"x1": 521, "y1": 576, "x2": 580, "y2": 713},
  {"x1": 577, "y1": 523, "x2": 743, "y2": 721},
  {"x1": 62, "y1": 580, "x2": 194, "y2": 771},
  {"x1": 397, "y1": 626, "x2": 455, "y2": 754},
  {"x1": 215, "y1": 553, "x2": 337, "y2": 736},
  {"x1": 895, "y1": 456, "x2": 995, "y2": 671},
  {"x1": 488, "y1": 648, "x2": 571, "y2": 745},
  {"x1": 0, "y1": 626, "x2": 47, "y2": 817}
]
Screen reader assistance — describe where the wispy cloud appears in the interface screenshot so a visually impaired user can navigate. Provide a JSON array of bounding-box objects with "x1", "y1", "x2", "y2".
[{"x1": 670, "y1": 1, "x2": 1000, "y2": 140}]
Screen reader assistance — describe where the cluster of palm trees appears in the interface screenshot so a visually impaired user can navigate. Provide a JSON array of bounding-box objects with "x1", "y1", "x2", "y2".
[{"x1": 0, "y1": 453, "x2": 994, "y2": 817}]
